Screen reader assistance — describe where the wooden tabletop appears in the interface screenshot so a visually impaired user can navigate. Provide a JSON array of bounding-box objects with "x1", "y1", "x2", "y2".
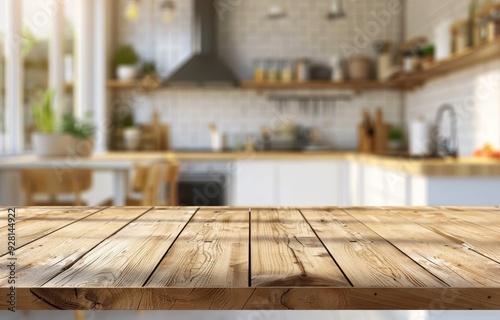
[{"x1": 1, "y1": 206, "x2": 500, "y2": 310}]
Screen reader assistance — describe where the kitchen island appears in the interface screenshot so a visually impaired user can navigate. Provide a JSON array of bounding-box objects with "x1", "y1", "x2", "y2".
[{"x1": 1, "y1": 206, "x2": 500, "y2": 310}]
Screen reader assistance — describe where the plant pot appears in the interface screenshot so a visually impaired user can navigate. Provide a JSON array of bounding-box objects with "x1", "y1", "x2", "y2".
[
  {"x1": 117, "y1": 65, "x2": 137, "y2": 81},
  {"x1": 123, "y1": 127, "x2": 141, "y2": 151},
  {"x1": 389, "y1": 140, "x2": 403, "y2": 151},
  {"x1": 32, "y1": 132, "x2": 73, "y2": 157},
  {"x1": 70, "y1": 136, "x2": 95, "y2": 158}
]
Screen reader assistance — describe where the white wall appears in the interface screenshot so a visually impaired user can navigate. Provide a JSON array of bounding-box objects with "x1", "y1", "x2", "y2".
[
  {"x1": 115, "y1": 0, "x2": 405, "y2": 150},
  {"x1": 405, "y1": 0, "x2": 500, "y2": 156}
]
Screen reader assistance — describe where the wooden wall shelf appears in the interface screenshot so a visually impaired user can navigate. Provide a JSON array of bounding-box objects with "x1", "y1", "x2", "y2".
[
  {"x1": 106, "y1": 79, "x2": 161, "y2": 90},
  {"x1": 241, "y1": 80, "x2": 400, "y2": 91},
  {"x1": 103, "y1": 39, "x2": 500, "y2": 93},
  {"x1": 396, "y1": 37, "x2": 500, "y2": 88}
]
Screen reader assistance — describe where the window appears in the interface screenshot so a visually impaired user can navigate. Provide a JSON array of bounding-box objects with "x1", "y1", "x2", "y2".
[{"x1": 22, "y1": 0, "x2": 51, "y2": 151}]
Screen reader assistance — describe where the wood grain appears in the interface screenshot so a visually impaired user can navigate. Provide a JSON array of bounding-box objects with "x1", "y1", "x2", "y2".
[
  {"x1": 0, "y1": 207, "x2": 151, "y2": 287},
  {"x1": 44, "y1": 207, "x2": 197, "y2": 287},
  {"x1": 146, "y1": 209, "x2": 249, "y2": 288},
  {"x1": 389, "y1": 208, "x2": 500, "y2": 264},
  {"x1": 346, "y1": 208, "x2": 500, "y2": 287},
  {"x1": 251, "y1": 208, "x2": 350, "y2": 287},
  {"x1": 301, "y1": 209, "x2": 445, "y2": 287},
  {"x1": 3, "y1": 287, "x2": 500, "y2": 310},
  {"x1": 2, "y1": 206, "x2": 500, "y2": 311},
  {"x1": 432, "y1": 207, "x2": 500, "y2": 233},
  {"x1": 0, "y1": 207, "x2": 104, "y2": 256},
  {"x1": 0, "y1": 207, "x2": 97, "y2": 228}
]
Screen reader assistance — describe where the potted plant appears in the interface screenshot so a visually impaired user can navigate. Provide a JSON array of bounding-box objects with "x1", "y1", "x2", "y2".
[
  {"x1": 118, "y1": 110, "x2": 141, "y2": 151},
  {"x1": 61, "y1": 113, "x2": 96, "y2": 158},
  {"x1": 422, "y1": 44, "x2": 435, "y2": 69},
  {"x1": 31, "y1": 89, "x2": 72, "y2": 157},
  {"x1": 388, "y1": 126, "x2": 404, "y2": 151},
  {"x1": 115, "y1": 44, "x2": 139, "y2": 81},
  {"x1": 141, "y1": 61, "x2": 161, "y2": 88}
]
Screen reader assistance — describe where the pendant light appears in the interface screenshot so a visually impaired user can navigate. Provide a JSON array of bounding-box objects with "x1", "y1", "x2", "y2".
[
  {"x1": 328, "y1": 0, "x2": 346, "y2": 20},
  {"x1": 125, "y1": 0, "x2": 140, "y2": 21},
  {"x1": 160, "y1": 0, "x2": 176, "y2": 23}
]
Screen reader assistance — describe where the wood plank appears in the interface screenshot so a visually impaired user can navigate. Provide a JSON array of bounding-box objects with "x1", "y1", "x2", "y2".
[
  {"x1": 146, "y1": 208, "x2": 249, "y2": 288},
  {"x1": 0, "y1": 207, "x2": 97, "y2": 228},
  {"x1": 389, "y1": 208, "x2": 500, "y2": 264},
  {"x1": 0, "y1": 207, "x2": 105, "y2": 256},
  {"x1": 251, "y1": 208, "x2": 350, "y2": 287},
  {"x1": 45, "y1": 207, "x2": 197, "y2": 287},
  {"x1": 3, "y1": 287, "x2": 500, "y2": 310},
  {"x1": 432, "y1": 207, "x2": 500, "y2": 231},
  {"x1": 345, "y1": 208, "x2": 500, "y2": 287},
  {"x1": 301, "y1": 209, "x2": 445, "y2": 287},
  {"x1": 0, "y1": 207, "x2": 151, "y2": 287}
]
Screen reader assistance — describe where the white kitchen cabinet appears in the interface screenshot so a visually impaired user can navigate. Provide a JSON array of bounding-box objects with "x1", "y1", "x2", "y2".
[
  {"x1": 356, "y1": 164, "x2": 409, "y2": 206},
  {"x1": 277, "y1": 160, "x2": 346, "y2": 206},
  {"x1": 410, "y1": 177, "x2": 500, "y2": 206},
  {"x1": 231, "y1": 161, "x2": 276, "y2": 206},
  {"x1": 231, "y1": 160, "x2": 346, "y2": 206}
]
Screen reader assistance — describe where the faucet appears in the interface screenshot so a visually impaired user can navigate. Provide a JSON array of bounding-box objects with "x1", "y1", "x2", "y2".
[{"x1": 433, "y1": 104, "x2": 458, "y2": 158}]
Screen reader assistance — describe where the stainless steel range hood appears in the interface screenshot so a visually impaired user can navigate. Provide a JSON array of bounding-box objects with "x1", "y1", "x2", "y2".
[{"x1": 164, "y1": 0, "x2": 239, "y2": 87}]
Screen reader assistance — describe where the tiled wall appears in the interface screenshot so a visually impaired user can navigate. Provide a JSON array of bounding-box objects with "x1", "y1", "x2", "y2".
[
  {"x1": 405, "y1": 0, "x2": 500, "y2": 156},
  {"x1": 125, "y1": 88, "x2": 402, "y2": 150},
  {"x1": 116, "y1": 0, "x2": 404, "y2": 150}
]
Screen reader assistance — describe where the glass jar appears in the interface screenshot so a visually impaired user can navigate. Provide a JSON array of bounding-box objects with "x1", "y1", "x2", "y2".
[
  {"x1": 266, "y1": 60, "x2": 278, "y2": 82},
  {"x1": 280, "y1": 60, "x2": 293, "y2": 83},
  {"x1": 253, "y1": 60, "x2": 265, "y2": 83}
]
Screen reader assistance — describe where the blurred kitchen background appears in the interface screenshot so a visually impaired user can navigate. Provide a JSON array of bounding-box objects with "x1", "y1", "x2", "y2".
[{"x1": 1, "y1": 0, "x2": 500, "y2": 208}]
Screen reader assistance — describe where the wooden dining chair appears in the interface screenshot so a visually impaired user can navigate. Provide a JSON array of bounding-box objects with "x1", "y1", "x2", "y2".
[
  {"x1": 130, "y1": 159, "x2": 180, "y2": 206},
  {"x1": 101, "y1": 159, "x2": 179, "y2": 206},
  {"x1": 21, "y1": 169, "x2": 92, "y2": 206}
]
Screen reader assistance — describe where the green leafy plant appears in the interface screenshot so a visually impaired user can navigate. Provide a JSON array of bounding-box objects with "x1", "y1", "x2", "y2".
[
  {"x1": 388, "y1": 126, "x2": 404, "y2": 141},
  {"x1": 115, "y1": 45, "x2": 139, "y2": 66},
  {"x1": 423, "y1": 44, "x2": 435, "y2": 57},
  {"x1": 113, "y1": 108, "x2": 135, "y2": 129},
  {"x1": 142, "y1": 61, "x2": 157, "y2": 76},
  {"x1": 32, "y1": 89, "x2": 57, "y2": 133},
  {"x1": 61, "y1": 113, "x2": 96, "y2": 139},
  {"x1": 22, "y1": 26, "x2": 38, "y2": 57}
]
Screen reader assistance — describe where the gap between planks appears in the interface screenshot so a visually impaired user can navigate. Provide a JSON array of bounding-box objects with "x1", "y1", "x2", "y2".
[
  {"x1": 0, "y1": 207, "x2": 108, "y2": 257},
  {"x1": 344, "y1": 207, "x2": 500, "y2": 287}
]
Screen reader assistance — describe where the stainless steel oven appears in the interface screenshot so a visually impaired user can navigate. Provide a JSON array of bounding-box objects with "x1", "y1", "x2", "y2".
[{"x1": 177, "y1": 162, "x2": 230, "y2": 206}]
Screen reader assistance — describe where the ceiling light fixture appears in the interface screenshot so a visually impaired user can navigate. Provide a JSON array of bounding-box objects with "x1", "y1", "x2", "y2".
[
  {"x1": 328, "y1": 0, "x2": 346, "y2": 20},
  {"x1": 125, "y1": 0, "x2": 140, "y2": 21},
  {"x1": 267, "y1": 3, "x2": 287, "y2": 19},
  {"x1": 160, "y1": 0, "x2": 176, "y2": 23}
]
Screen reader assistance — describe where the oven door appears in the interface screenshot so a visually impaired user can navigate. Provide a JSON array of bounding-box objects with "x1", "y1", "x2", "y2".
[{"x1": 178, "y1": 173, "x2": 227, "y2": 206}]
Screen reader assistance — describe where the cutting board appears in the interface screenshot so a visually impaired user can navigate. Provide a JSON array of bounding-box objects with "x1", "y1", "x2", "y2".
[{"x1": 374, "y1": 107, "x2": 389, "y2": 154}]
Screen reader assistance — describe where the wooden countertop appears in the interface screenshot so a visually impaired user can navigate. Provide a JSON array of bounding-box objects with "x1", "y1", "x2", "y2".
[
  {"x1": 2, "y1": 151, "x2": 500, "y2": 177},
  {"x1": 2, "y1": 206, "x2": 500, "y2": 310},
  {"x1": 72, "y1": 151, "x2": 500, "y2": 177}
]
